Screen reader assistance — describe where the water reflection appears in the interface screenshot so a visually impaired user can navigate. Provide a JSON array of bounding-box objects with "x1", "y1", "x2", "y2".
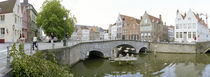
[{"x1": 71, "y1": 53, "x2": 210, "y2": 77}]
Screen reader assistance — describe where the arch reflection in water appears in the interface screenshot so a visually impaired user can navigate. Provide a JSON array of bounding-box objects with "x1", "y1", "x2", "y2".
[
  {"x1": 139, "y1": 47, "x2": 148, "y2": 54},
  {"x1": 112, "y1": 44, "x2": 136, "y2": 57},
  {"x1": 87, "y1": 50, "x2": 104, "y2": 59},
  {"x1": 71, "y1": 53, "x2": 210, "y2": 77},
  {"x1": 205, "y1": 50, "x2": 210, "y2": 54}
]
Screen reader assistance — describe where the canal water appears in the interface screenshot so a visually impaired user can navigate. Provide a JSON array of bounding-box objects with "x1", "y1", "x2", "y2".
[{"x1": 71, "y1": 53, "x2": 210, "y2": 77}]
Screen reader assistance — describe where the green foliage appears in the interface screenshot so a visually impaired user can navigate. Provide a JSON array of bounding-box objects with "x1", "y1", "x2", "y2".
[
  {"x1": 10, "y1": 43, "x2": 73, "y2": 77},
  {"x1": 36, "y1": 0, "x2": 76, "y2": 40}
]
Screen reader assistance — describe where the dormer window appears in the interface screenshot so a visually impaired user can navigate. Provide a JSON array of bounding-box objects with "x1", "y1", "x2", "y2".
[
  {"x1": 145, "y1": 19, "x2": 148, "y2": 23},
  {"x1": 0, "y1": 15, "x2": 5, "y2": 21},
  {"x1": 188, "y1": 17, "x2": 191, "y2": 20},
  {"x1": 152, "y1": 19, "x2": 154, "y2": 22}
]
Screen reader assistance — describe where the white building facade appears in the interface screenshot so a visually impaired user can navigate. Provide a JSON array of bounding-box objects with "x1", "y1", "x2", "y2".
[
  {"x1": 99, "y1": 28, "x2": 104, "y2": 40},
  {"x1": 168, "y1": 25, "x2": 175, "y2": 42},
  {"x1": 116, "y1": 14, "x2": 123, "y2": 40},
  {"x1": 111, "y1": 24, "x2": 117, "y2": 40},
  {"x1": 81, "y1": 29, "x2": 90, "y2": 41},
  {"x1": 0, "y1": 0, "x2": 22, "y2": 42},
  {"x1": 104, "y1": 32, "x2": 109, "y2": 40},
  {"x1": 175, "y1": 9, "x2": 210, "y2": 43}
]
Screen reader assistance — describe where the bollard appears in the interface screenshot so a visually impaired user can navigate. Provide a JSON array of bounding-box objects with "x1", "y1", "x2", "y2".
[
  {"x1": 51, "y1": 40, "x2": 54, "y2": 49},
  {"x1": 7, "y1": 46, "x2": 10, "y2": 68},
  {"x1": 30, "y1": 44, "x2": 33, "y2": 54}
]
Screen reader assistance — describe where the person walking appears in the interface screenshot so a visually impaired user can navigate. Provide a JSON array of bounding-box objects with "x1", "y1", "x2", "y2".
[
  {"x1": 50, "y1": 32, "x2": 55, "y2": 48},
  {"x1": 32, "y1": 35, "x2": 38, "y2": 50},
  {"x1": 19, "y1": 34, "x2": 25, "y2": 51},
  {"x1": 19, "y1": 34, "x2": 25, "y2": 44}
]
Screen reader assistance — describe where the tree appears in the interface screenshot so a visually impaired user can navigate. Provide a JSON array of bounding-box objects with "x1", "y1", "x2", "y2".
[
  {"x1": 10, "y1": 43, "x2": 73, "y2": 77},
  {"x1": 36, "y1": 0, "x2": 76, "y2": 40}
]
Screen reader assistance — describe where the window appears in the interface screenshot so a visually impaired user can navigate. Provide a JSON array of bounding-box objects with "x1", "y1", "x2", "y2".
[
  {"x1": 0, "y1": 15, "x2": 5, "y2": 21},
  {"x1": 141, "y1": 33, "x2": 143, "y2": 36},
  {"x1": 183, "y1": 24, "x2": 187, "y2": 29},
  {"x1": 188, "y1": 23, "x2": 192, "y2": 29},
  {"x1": 15, "y1": 16, "x2": 17, "y2": 23},
  {"x1": 180, "y1": 32, "x2": 182, "y2": 38},
  {"x1": 188, "y1": 17, "x2": 191, "y2": 20},
  {"x1": 180, "y1": 24, "x2": 182, "y2": 29},
  {"x1": 193, "y1": 32, "x2": 196, "y2": 38},
  {"x1": 145, "y1": 33, "x2": 147, "y2": 36},
  {"x1": 18, "y1": 5, "x2": 20, "y2": 13},
  {"x1": 176, "y1": 32, "x2": 179, "y2": 38},
  {"x1": 188, "y1": 32, "x2": 191, "y2": 38},
  {"x1": 145, "y1": 19, "x2": 148, "y2": 23},
  {"x1": 148, "y1": 33, "x2": 151, "y2": 36},
  {"x1": 0, "y1": 28, "x2": 5, "y2": 36},
  {"x1": 176, "y1": 24, "x2": 179, "y2": 29},
  {"x1": 193, "y1": 23, "x2": 196, "y2": 28}
]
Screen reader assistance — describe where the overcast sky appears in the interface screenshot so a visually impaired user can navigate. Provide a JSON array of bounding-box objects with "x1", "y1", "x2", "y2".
[{"x1": 1, "y1": 0, "x2": 210, "y2": 29}]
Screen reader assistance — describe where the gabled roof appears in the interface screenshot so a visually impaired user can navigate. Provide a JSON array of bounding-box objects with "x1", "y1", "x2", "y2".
[
  {"x1": 0, "y1": 0, "x2": 16, "y2": 14},
  {"x1": 148, "y1": 15, "x2": 161, "y2": 23},
  {"x1": 120, "y1": 14, "x2": 140, "y2": 25},
  {"x1": 80, "y1": 26, "x2": 90, "y2": 30},
  {"x1": 193, "y1": 13, "x2": 207, "y2": 27},
  {"x1": 177, "y1": 10, "x2": 208, "y2": 27},
  {"x1": 168, "y1": 25, "x2": 175, "y2": 29}
]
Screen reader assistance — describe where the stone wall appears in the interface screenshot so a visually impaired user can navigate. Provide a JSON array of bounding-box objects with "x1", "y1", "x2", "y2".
[
  {"x1": 196, "y1": 42, "x2": 210, "y2": 53},
  {"x1": 42, "y1": 44, "x2": 81, "y2": 66},
  {"x1": 150, "y1": 43, "x2": 196, "y2": 53}
]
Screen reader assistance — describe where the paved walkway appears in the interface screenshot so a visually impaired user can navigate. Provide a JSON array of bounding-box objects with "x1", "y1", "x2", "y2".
[{"x1": 0, "y1": 41, "x2": 81, "y2": 76}]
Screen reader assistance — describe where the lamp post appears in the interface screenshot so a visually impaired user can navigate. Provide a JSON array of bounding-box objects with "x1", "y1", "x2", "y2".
[
  {"x1": 63, "y1": 15, "x2": 67, "y2": 46},
  {"x1": 13, "y1": 25, "x2": 15, "y2": 42}
]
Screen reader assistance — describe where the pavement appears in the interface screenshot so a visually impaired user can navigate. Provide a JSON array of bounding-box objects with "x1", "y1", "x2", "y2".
[{"x1": 0, "y1": 41, "x2": 81, "y2": 76}]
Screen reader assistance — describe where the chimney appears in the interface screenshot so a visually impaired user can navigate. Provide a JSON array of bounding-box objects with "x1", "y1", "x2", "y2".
[
  {"x1": 159, "y1": 14, "x2": 162, "y2": 20},
  {"x1": 177, "y1": 9, "x2": 179, "y2": 15},
  {"x1": 24, "y1": 0, "x2": 28, "y2": 4},
  {"x1": 145, "y1": 11, "x2": 147, "y2": 14}
]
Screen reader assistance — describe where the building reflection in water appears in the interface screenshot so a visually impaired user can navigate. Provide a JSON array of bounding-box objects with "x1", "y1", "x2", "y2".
[{"x1": 71, "y1": 53, "x2": 210, "y2": 77}]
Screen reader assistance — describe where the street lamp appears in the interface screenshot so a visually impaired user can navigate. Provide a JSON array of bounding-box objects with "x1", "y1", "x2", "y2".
[
  {"x1": 0, "y1": 8, "x2": 2, "y2": 13},
  {"x1": 13, "y1": 25, "x2": 15, "y2": 42},
  {"x1": 63, "y1": 14, "x2": 67, "y2": 46}
]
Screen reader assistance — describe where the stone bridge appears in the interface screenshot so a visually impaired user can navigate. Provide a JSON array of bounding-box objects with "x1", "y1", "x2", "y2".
[
  {"x1": 78, "y1": 40, "x2": 149, "y2": 60},
  {"x1": 42, "y1": 40, "x2": 210, "y2": 66},
  {"x1": 196, "y1": 42, "x2": 210, "y2": 53},
  {"x1": 42, "y1": 40, "x2": 149, "y2": 65}
]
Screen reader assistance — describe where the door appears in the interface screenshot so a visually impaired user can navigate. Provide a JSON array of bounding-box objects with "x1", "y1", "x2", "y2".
[{"x1": 184, "y1": 32, "x2": 187, "y2": 42}]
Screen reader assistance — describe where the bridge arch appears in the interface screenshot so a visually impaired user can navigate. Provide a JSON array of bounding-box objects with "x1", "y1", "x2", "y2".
[
  {"x1": 204, "y1": 48, "x2": 210, "y2": 54},
  {"x1": 87, "y1": 50, "x2": 104, "y2": 59},
  {"x1": 139, "y1": 47, "x2": 148, "y2": 53},
  {"x1": 111, "y1": 44, "x2": 137, "y2": 57}
]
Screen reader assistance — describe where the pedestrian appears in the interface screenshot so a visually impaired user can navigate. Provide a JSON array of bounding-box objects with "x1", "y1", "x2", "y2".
[
  {"x1": 50, "y1": 32, "x2": 55, "y2": 48},
  {"x1": 19, "y1": 34, "x2": 25, "y2": 50},
  {"x1": 19, "y1": 34, "x2": 25, "y2": 44},
  {"x1": 32, "y1": 35, "x2": 38, "y2": 50}
]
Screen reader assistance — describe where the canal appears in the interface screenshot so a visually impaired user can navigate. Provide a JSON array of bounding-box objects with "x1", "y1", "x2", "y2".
[{"x1": 71, "y1": 53, "x2": 210, "y2": 77}]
